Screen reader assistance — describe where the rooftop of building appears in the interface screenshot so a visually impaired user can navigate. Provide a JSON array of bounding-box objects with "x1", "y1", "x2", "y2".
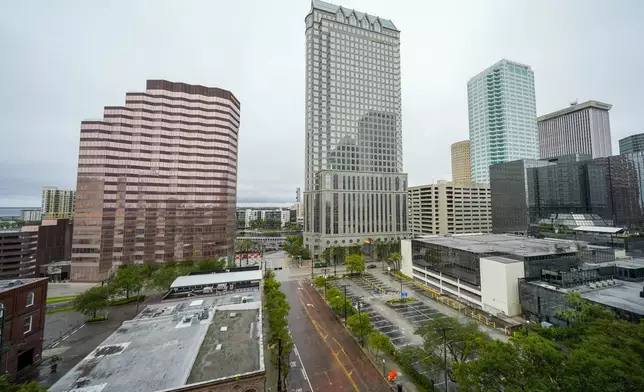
[
  {"x1": 581, "y1": 257, "x2": 644, "y2": 271},
  {"x1": 144, "y1": 80, "x2": 240, "y2": 108},
  {"x1": 528, "y1": 279, "x2": 644, "y2": 316},
  {"x1": 170, "y1": 269, "x2": 263, "y2": 289},
  {"x1": 409, "y1": 181, "x2": 490, "y2": 190},
  {"x1": 414, "y1": 234, "x2": 583, "y2": 257},
  {"x1": 311, "y1": 0, "x2": 398, "y2": 31},
  {"x1": 0, "y1": 278, "x2": 47, "y2": 293},
  {"x1": 619, "y1": 133, "x2": 644, "y2": 142},
  {"x1": 49, "y1": 293, "x2": 263, "y2": 392},
  {"x1": 482, "y1": 255, "x2": 524, "y2": 265},
  {"x1": 537, "y1": 100, "x2": 612, "y2": 122},
  {"x1": 468, "y1": 59, "x2": 533, "y2": 84}
]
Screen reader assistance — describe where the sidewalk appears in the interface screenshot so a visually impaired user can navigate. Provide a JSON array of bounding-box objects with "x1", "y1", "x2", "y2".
[{"x1": 363, "y1": 347, "x2": 420, "y2": 392}]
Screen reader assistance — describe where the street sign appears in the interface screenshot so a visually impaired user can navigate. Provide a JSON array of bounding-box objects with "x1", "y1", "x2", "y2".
[{"x1": 401, "y1": 292, "x2": 408, "y2": 298}]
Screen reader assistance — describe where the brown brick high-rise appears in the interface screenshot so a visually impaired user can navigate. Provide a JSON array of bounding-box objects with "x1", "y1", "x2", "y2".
[{"x1": 71, "y1": 80, "x2": 240, "y2": 281}]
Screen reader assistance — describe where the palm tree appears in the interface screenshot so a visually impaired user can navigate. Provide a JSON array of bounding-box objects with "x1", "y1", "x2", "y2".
[
  {"x1": 333, "y1": 246, "x2": 346, "y2": 275},
  {"x1": 321, "y1": 247, "x2": 332, "y2": 268},
  {"x1": 388, "y1": 252, "x2": 402, "y2": 271},
  {"x1": 237, "y1": 239, "x2": 253, "y2": 267}
]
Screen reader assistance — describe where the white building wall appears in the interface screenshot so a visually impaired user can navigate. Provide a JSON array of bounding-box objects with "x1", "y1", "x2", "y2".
[
  {"x1": 480, "y1": 257, "x2": 525, "y2": 317},
  {"x1": 400, "y1": 239, "x2": 412, "y2": 276}
]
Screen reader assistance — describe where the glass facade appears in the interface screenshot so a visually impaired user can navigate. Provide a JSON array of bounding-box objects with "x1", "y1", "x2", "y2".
[
  {"x1": 71, "y1": 80, "x2": 240, "y2": 281},
  {"x1": 619, "y1": 133, "x2": 644, "y2": 155},
  {"x1": 303, "y1": 1, "x2": 408, "y2": 256},
  {"x1": 491, "y1": 152, "x2": 644, "y2": 234},
  {"x1": 468, "y1": 60, "x2": 539, "y2": 183}
]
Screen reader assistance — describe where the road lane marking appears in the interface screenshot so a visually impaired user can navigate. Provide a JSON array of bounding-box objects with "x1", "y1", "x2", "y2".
[
  {"x1": 324, "y1": 370, "x2": 333, "y2": 385},
  {"x1": 298, "y1": 297, "x2": 360, "y2": 392},
  {"x1": 292, "y1": 343, "x2": 314, "y2": 392}
]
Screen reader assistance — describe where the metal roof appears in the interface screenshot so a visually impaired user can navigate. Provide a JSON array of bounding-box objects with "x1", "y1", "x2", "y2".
[
  {"x1": 170, "y1": 270, "x2": 262, "y2": 289},
  {"x1": 573, "y1": 226, "x2": 624, "y2": 234}
]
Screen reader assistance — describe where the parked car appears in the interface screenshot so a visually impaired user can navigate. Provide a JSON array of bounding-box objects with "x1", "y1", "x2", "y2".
[{"x1": 367, "y1": 264, "x2": 377, "y2": 269}]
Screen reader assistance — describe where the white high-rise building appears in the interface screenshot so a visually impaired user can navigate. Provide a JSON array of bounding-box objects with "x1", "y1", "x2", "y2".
[
  {"x1": 538, "y1": 100, "x2": 612, "y2": 159},
  {"x1": 468, "y1": 59, "x2": 538, "y2": 183},
  {"x1": 303, "y1": 1, "x2": 408, "y2": 258}
]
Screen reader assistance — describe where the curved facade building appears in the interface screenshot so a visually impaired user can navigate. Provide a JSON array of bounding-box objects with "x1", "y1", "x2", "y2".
[
  {"x1": 451, "y1": 140, "x2": 471, "y2": 183},
  {"x1": 71, "y1": 80, "x2": 240, "y2": 281}
]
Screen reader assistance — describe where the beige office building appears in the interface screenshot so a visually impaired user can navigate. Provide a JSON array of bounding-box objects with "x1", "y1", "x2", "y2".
[
  {"x1": 451, "y1": 140, "x2": 471, "y2": 183},
  {"x1": 409, "y1": 181, "x2": 491, "y2": 236},
  {"x1": 41, "y1": 187, "x2": 75, "y2": 219}
]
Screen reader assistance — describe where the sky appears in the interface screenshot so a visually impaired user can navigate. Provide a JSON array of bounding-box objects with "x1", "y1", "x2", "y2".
[{"x1": 1, "y1": 0, "x2": 643, "y2": 207}]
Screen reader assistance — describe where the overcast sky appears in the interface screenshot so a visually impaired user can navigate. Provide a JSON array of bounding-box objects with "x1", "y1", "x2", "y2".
[{"x1": 1, "y1": 0, "x2": 642, "y2": 207}]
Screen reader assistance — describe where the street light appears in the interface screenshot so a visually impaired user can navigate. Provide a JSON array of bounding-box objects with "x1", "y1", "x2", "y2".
[
  {"x1": 382, "y1": 358, "x2": 386, "y2": 376},
  {"x1": 436, "y1": 327, "x2": 453, "y2": 392},
  {"x1": 0, "y1": 304, "x2": 4, "y2": 374},
  {"x1": 357, "y1": 300, "x2": 365, "y2": 347},
  {"x1": 324, "y1": 274, "x2": 328, "y2": 299}
]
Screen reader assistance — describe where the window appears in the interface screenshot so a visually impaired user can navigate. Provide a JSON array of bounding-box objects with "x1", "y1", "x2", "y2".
[
  {"x1": 26, "y1": 292, "x2": 34, "y2": 307},
  {"x1": 24, "y1": 316, "x2": 32, "y2": 334}
]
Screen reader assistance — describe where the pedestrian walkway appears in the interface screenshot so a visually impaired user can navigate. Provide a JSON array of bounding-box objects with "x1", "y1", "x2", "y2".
[{"x1": 363, "y1": 348, "x2": 420, "y2": 392}]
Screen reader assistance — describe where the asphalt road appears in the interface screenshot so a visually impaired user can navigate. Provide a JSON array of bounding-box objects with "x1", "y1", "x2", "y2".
[{"x1": 283, "y1": 279, "x2": 394, "y2": 392}]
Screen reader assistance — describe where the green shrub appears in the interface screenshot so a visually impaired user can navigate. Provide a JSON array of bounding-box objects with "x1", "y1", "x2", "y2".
[
  {"x1": 87, "y1": 316, "x2": 107, "y2": 323},
  {"x1": 46, "y1": 305, "x2": 74, "y2": 314},
  {"x1": 46, "y1": 295, "x2": 78, "y2": 305},
  {"x1": 109, "y1": 295, "x2": 146, "y2": 306}
]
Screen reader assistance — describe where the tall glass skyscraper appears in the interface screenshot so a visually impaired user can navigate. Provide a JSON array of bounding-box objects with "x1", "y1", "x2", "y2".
[
  {"x1": 303, "y1": 0, "x2": 408, "y2": 258},
  {"x1": 468, "y1": 59, "x2": 538, "y2": 183}
]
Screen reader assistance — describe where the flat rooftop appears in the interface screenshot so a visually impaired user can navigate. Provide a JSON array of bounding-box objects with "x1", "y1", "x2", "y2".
[
  {"x1": 0, "y1": 278, "x2": 47, "y2": 293},
  {"x1": 49, "y1": 293, "x2": 263, "y2": 392},
  {"x1": 414, "y1": 234, "x2": 581, "y2": 257},
  {"x1": 171, "y1": 269, "x2": 262, "y2": 289},
  {"x1": 528, "y1": 280, "x2": 644, "y2": 316}
]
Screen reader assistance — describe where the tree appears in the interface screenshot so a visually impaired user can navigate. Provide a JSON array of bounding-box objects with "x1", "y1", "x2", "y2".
[
  {"x1": 332, "y1": 246, "x2": 346, "y2": 275},
  {"x1": 369, "y1": 331, "x2": 395, "y2": 359},
  {"x1": 345, "y1": 253, "x2": 365, "y2": 275},
  {"x1": 321, "y1": 247, "x2": 332, "y2": 266},
  {"x1": 415, "y1": 315, "x2": 488, "y2": 381},
  {"x1": 73, "y1": 285, "x2": 110, "y2": 319},
  {"x1": 0, "y1": 375, "x2": 46, "y2": 392},
  {"x1": 347, "y1": 312, "x2": 372, "y2": 341},
  {"x1": 388, "y1": 252, "x2": 402, "y2": 271},
  {"x1": 110, "y1": 265, "x2": 143, "y2": 299},
  {"x1": 300, "y1": 247, "x2": 311, "y2": 260},
  {"x1": 196, "y1": 258, "x2": 226, "y2": 272},
  {"x1": 236, "y1": 239, "x2": 254, "y2": 267},
  {"x1": 148, "y1": 265, "x2": 180, "y2": 291}
]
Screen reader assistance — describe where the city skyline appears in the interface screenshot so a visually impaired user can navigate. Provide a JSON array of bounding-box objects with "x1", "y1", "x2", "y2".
[{"x1": 2, "y1": 0, "x2": 644, "y2": 206}]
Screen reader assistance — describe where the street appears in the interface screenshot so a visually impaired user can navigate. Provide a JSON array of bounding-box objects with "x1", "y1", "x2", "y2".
[{"x1": 282, "y1": 279, "x2": 394, "y2": 391}]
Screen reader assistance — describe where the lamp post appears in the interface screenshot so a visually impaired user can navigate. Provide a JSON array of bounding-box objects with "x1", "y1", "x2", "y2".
[
  {"x1": 382, "y1": 358, "x2": 386, "y2": 377},
  {"x1": 339, "y1": 284, "x2": 348, "y2": 324},
  {"x1": 436, "y1": 327, "x2": 453, "y2": 392},
  {"x1": 0, "y1": 304, "x2": 4, "y2": 374},
  {"x1": 357, "y1": 300, "x2": 365, "y2": 347},
  {"x1": 400, "y1": 271, "x2": 403, "y2": 303},
  {"x1": 324, "y1": 274, "x2": 328, "y2": 299}
]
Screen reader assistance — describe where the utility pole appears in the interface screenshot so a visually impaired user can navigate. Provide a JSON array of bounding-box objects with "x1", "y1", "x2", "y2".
[
  {"x1": 436, "y1": 327, "x2": 453, "y2": 392},
  {"x1": 277, "y1": 337, "x2": 282, "y2": 392},
  {"x1": 0, "y1": 304, "x2": 4, "y2": 374},
  {"x1": 357, "y1": 299, "x2": 365, "y2": 347}
]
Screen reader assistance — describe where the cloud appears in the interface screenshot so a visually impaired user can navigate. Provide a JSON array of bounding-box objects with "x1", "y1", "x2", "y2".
[{"x1": 1, "y1": 0, "x2": 642, "y2": 207}]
